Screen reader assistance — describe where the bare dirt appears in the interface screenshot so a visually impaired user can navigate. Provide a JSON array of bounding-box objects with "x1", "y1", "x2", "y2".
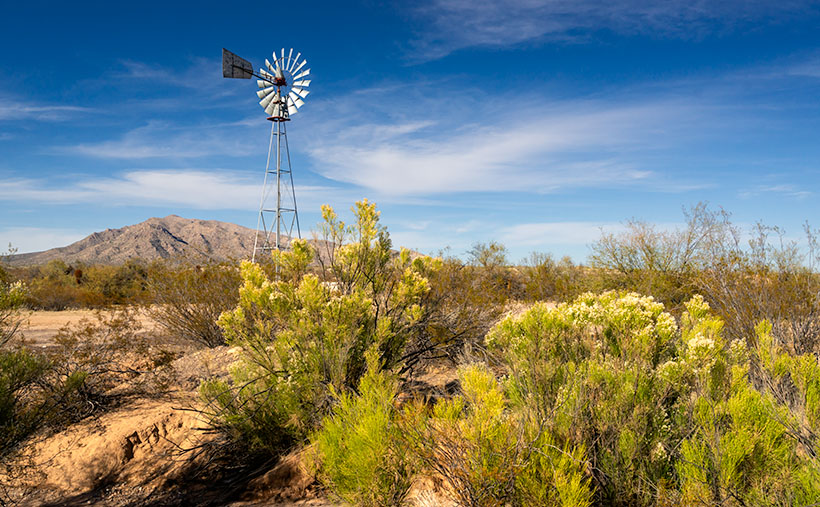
[{"x1": 18, "y1": 309, "x2": 160, "y2": 348}]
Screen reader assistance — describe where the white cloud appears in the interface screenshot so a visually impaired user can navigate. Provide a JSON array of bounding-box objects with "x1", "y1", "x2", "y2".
[
  {"x1": 409, "y1": 0, "x2": 814, "y2": 60},
  {"x1": 305, "y1": 97, "x2": 692, "y2": 196},
  {"x1": 0, "y1": 170, "x2": 350, "y2": 211}
]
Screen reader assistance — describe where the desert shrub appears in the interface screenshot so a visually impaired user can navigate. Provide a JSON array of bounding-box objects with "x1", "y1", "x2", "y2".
[
  {"x1": 694, "y1": 223, "x2": 820, "y2": 354},
  {"x1": 311, "y1": 347, "x2": 416, "y2": 506},
  {"x1": 15, "y1": 259, "x2": 152, "y2": 309},
  {"x1": 755, "y1": 319, "x2": 820, "y2": 466},
  {"x1": 46, "y1": 308, "x2": 156, "y2": 405},
  {"x1": 672, "y1": 297, "x2": 820, "y2": 504},
  {"x1": 589, "y1": 203, "x2": 732, "y2": 309},
  {"x1": 488, "y1": 292, "x2": 680, "y2": 505},
  {"x1": 521, "y1": 252, "x2": 590, "y2": 303},
  {"x1": 590, "y1": 204, "x2": 820, "y2": 355},
  {"x1": 407, "y1": 363, "x2": 592, "y2": 506},
  {"x1": 203, "y1": 200, "x2": 440, "y2": 451},
  {"x1": 1, "y1": 309, "x2": 152, "y2": 455},
  {"x1": 149, "y1": 260, "x2": 241, "y2": 347},
  {"x1": 467, "y1": 241, "x2": 525, "y2": 301},
  {"x1": 0, "y1": 348, "x2": 49, "y2": 456},
  {"x1": 486, "y1": 291, "x2": 820, "y2": 505},
  {"x1": 419, "y1": 253, "x2": 507, "y2": 366},
  {"x1": 0, "y1": 281, "x2": 26, "y2": 348}
]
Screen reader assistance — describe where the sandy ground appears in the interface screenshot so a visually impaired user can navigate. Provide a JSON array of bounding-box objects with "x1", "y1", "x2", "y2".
[{"x1": 17, "y1": 308, "x2": 161, "y2": 348}]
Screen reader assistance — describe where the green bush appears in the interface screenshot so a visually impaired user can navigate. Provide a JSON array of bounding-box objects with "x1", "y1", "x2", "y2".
[
  {"x1": 0, "y1": 348, "x2": 49, "y2": 456},
  {"x1": 0, "y1": 280, "x2": 26, "y2": 348},
  {"x1": 311, "y1": 347, "x2": 415, "y2": 506}
]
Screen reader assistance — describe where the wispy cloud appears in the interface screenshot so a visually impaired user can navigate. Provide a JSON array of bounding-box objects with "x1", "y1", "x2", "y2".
[
  {"x1": 0, "y1": 170, "x2": 349, "y2": 211},
  {"x1": 305, "y1": 92, "x2": 697, "y2": 196},
  {"x1": 739, "y1": 183, "x2": 813, "y2": 200},
  {"x1": 63, "y1": 121, "x2": 258, "y2": 159},
  {"x1": 408, "y1": 0, "x2": 815, "y2": 60},
  {"x1": 0, "y1": 97, "x2": 90, "y2": 122},
  {"x1": 500, "y1": 221, "x2": 624, "y2": 247}
]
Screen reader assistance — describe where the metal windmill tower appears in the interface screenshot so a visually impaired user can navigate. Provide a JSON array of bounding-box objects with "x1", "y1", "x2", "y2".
[{"x1": 222, "y1": 48, "x2": 311, "y2": 261}]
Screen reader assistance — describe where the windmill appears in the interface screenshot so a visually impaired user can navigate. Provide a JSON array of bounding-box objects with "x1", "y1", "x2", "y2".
[{"x1": 222, "y1": 48, "x2": 311, "y2": 261}]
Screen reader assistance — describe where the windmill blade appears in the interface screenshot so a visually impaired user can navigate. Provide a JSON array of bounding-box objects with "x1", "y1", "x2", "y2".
[
  {"x1": 292, "y1": 59, "x2": 307, "y2": 75},
  {"x1": 293, "y1": 79, "x2": 311, "y2": 88},
  {"x1": 292, "y1": 88, "x2": 310, "y2": 99},
  {"x1": 286, "y1": 48, "x2": 293, "y2": 69},
  {"x1": 259, "y1": 91, "x2": 279, "y2": 108},
  {"x1": 293, "y1": 68, "x2": 310, "y2": 80},
  {"x1": 222, "y1": 48, "x2": 253, "y2": 79},
  {"x1": 275, "y1": 66, "x2": 284, "y2": 79},
  {"x1": 289, "y1": 52, "x2": 301, "y2": 72},
  {"x1": 257, "y1": 79, "x2": 274, "y2": 88},
  {"x1": 272, "y1": 103, "x2": 281, "y2": 117},
  {"x1": 288, "y1": 92, "x2": 305, "y2": 109},
  {"x1": 265, "y1": 101, "x2": 276, "y2": 116},
  {"x1": 257, "y1": 86, "x2": 275, "y2": 99},
  {"x1": 260, "y1": 69, "x2": 275, "y2": 81},
  {"x1": 281, "y1": 48, "x2": 285, "y2": 62},
  {"x1": 265, "y1": 58, "x2": 275, "y2": 73},
  {"x1": 285, "y1": 96, "x2": 298, "y2": 114}
]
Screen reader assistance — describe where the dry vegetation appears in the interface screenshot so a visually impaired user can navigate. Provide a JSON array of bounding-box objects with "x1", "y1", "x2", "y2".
[{"x1": 1, "y1": 201, "x2": 819, "y2": 506}]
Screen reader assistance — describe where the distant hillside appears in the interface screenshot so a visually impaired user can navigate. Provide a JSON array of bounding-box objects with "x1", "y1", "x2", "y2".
[{"x1": 6, "y1": 215, "x2": 263, "y2": 266}]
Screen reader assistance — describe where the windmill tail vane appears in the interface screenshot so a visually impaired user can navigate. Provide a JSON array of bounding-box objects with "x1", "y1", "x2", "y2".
[{"x1": 222, "y1": 48, "x2": 311, "y2": 261}]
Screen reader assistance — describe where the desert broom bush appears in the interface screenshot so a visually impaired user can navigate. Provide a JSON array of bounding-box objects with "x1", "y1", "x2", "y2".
[
  {"x1": 487, "y1": 291, "x2": 681, "y2": 505},
  {"x1": 406, "y1": 363, "x2": 592, "y2": 507},
  {"x1": 203, "y1": 200, "x2": 440, "y2": 451},
  {"x1": 311, "y1": 346, "x2": 416, "y2": 506},
  {"x1": 486, "y1": 291, "x2": 820, "y2": 505}
]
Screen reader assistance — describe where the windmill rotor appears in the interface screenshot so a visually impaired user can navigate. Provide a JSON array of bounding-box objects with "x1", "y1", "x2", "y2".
[{"x1": 255, "y1": 48, "x2": 310, "y2": 118}]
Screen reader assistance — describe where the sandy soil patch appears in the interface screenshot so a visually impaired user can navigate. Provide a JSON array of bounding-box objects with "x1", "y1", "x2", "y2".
[{"x1": 17, "y1": 308, "x2": 160, "y2": 348}]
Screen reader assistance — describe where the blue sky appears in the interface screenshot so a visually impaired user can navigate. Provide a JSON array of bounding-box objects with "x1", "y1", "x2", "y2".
[{"x1": 1, "y1": 0, "x2": 819, "y2": 262}]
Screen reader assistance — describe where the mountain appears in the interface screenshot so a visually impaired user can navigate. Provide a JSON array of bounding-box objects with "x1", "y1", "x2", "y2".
[{"x1": 5, "y1": 215, "x2": 262, "y2": 266}]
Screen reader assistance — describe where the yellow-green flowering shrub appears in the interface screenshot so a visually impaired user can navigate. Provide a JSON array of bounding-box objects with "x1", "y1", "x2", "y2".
[
  {"x1": 487, "y1": 291, "x2": 820, "y2": 505},
  {"x1": 311, "y1": 347, "x2": 416, "y2": 506},
  {"x1": 408, "y1": 364, "x2": 592, "y2": 507},
  {"x1": 203, "y1": 200, "x2": 440, "y2": 449}
]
